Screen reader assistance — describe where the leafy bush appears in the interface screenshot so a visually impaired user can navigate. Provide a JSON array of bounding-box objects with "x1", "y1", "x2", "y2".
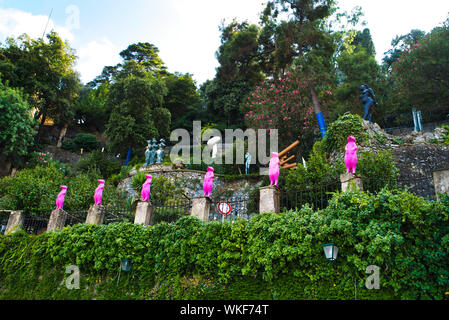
[
  {"x1": 285, "y1": 141, "x2": 343, "y2": 192},
  {"x1": 27, "y1": 151, "x2": 72, "y2": 175},
  {"x1": 61, "y1": 138, "x2": 77, "y2": 152},
  {"x1": 323, "y1": 114, "x2": 368, "y2": 153},
  {"x1": 131, "y1": 174, "x2": 186, "y2": 204},
  {"x1": 439, "y1": 125, "x2": 449, "y2": 145},
  {"x1": 75, "y1": 150, "x2": 121, "y2": 179},
  {"x1": 73, "y1": 133, "x2": 100, "y2": 152},
  {"x1": 62, "y1": 133, "x2": 100, "y2": 152},
  {"x1": 0, "y1": 165, "x2": 123, "y2": 215},
  {"x1": 0, "y1": 189, "x2": 448, "y2": 300},
  {"x1": 357, "y1": 150, "x2": 399, "y2": 192}
]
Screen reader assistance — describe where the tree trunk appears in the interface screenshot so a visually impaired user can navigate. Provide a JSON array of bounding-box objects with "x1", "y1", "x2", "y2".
[
  {"x1": 308, "y1": 81, "x2": 322, "y2": 115},
  {"x1": 57, "y1": 123, "x2": 69, "y2": 148}
]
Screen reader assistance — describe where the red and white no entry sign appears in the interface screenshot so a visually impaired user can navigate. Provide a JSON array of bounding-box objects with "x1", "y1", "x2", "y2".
[{"x1": 218, "y1": 201, "x2": 231, "y2": 215}]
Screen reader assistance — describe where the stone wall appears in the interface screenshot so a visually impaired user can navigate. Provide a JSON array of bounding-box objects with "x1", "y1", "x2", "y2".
[{"x1": 118, "y1": 165, "x2": 264, "y2": 200}]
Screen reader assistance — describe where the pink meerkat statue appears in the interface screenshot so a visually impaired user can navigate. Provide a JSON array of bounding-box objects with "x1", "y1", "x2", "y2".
[
  {"x1": 141, "y1": 175, "x2": 153, "y2": 202},
  {"x1": 203, "y1": 167, "x2": 214, "y2": 197},
  {"x1": 269, "y1": 152, "x2": 280, "y2": 187},
  {"x1": 94, "y1": 179, "x2": 105, "y2": 206},
  {"x1": 56, "y1": 185, "x2": 68, "y2": 210},
  {"x1": 345, "y1": 136, "x2": 358, "y2": 174}
]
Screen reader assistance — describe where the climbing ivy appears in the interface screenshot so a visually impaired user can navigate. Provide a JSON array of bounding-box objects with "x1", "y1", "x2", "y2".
[{"x1": 0, "y1": 190, "x2": 448, "y2": 300}]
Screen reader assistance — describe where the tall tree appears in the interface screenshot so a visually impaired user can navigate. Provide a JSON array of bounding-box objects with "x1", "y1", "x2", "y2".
[
  {"x1": 0, "y1": 32, "x2": 81, "y2": 138},
  {"x1": 0, "y1": 80, "x2": 37, "y2": 170},
  {"x1": 163, "y1": 72, "x2": 202, "y2": 130},
  {"x1": 382, "y1": 29, "x2": 426, "y2": 73},
  {"x1": 259, "y1": 0, "x2": 340, "y2": 137},
  {"x1": 105, "y1": 75, "x2": 169, "y2": 155},
  {"x1": 391, "y1": 23, "x2": 449, "y2": 120}
]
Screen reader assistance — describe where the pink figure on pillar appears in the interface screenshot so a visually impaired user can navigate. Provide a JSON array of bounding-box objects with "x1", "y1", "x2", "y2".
[
  {"x1": 94, "y1": 179, "x2": 105, "y2": 206},
  {"x1": 141, "y1": 175, "x2": 152, "y2": 202},
  {"x1": 345, "y1": 136, "x2": 358, "y2": 174},
  {"x1": 269, "y1": 152, "x2": 280, "y2": 187},
  {"x1": 203, "y1": 167, "x2": 214, "y2": 197},
  {"x1": 56, "y1": 186, "x2": 68, "y2": 210}
]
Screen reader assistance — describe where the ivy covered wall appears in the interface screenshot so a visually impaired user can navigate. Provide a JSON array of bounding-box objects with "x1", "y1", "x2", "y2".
[{"x1": 1, "y1": 190, "x2": 448, "y2": 300}]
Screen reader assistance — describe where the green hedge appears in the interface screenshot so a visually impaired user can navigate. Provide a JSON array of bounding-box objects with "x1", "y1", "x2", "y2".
[{"x1": 1, "y1": 190, "x2": 448, "y2": 300}]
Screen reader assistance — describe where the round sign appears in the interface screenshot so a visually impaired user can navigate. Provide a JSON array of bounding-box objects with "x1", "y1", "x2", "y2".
[{"x1": 218, "y1": 201, "x2": 231, "y2": 215}]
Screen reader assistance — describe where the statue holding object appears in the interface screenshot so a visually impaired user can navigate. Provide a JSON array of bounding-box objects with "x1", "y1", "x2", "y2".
[
  {"x1": 156, "y1": 138, "x2": 166, "y2": 164},
  {"x1": 344, "y1": 136, "x2": 358, "y2": 174}
]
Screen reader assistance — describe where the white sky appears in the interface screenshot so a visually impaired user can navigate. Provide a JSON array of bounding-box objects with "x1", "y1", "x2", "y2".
[{"x1": 0, "y1": 0, "x2": 448, "y2": 86}]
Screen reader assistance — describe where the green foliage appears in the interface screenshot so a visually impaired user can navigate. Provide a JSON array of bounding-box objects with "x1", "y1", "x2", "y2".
[
  {"x1": 357, "y1": 150, "x2": 399, "y2": 193},
  {"x1": 131, "y1": 174, "x2": 185, "y2": 204},
  {"x1": 334, "y1": 48, "x2": 384, "y2": 118},
  {"x1": 75, "y1": 150, "x2": 121, "y2": 179},
  {"x1": 73, "y1": 133, "x2": 100, "y2": 152},
  {"x1": 0, "y1": 80, "x2": 37, "y2": 166},
  {"x1": 0, "y1": 32, "x2": 81, "y2": 129},
  {"x1": 73, "y1": 83, "x2": 110, "y2": 131},
  {"x1": 108, "y1": 165, "x2": 132, "y2": 187},
  {"x1": 286, "y1": 141, "x2": 343, "y2": 192},
  {"x1": 0, "y1": 165, "x2": 123, "y2": 215},
  {"x1": 392, "y1": 24, "x2": 449, "y2": 118},
  {"x1": 105, "y1": 75, "x2": 169, "y2": 155},
  {"x1": 439, "y1": 125, "x2": 449, "y2": 145},
  {"x1": 1, "y1": 189, "x2": 448, "y2": 300},
  {"x1": 27, "y1": 151, "x2": 71, "y2": 175},
  {"x1": 322, "y1": 114, "x2": 368, "y2": 153}
]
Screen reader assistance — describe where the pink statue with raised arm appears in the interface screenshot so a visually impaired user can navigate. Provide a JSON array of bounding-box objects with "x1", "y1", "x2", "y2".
[
  {"x1": 345, "y1": 136, "x2": 358, "y2": 174},
  {"x1": 56, "y1": 186, "x2": 68, "y2": 210},
  {"x1": 94, "y1": 179, "x2": 105, "y2": 206},
  {"x1": 141, "y1": 175, "x2": 152, "y2": 202},
  {"x1": 203, "y1": 167, "x2": 214, "y2": 197},
  {"x1": 269, "y1": 152, "x2": 280, "y2": 187}
]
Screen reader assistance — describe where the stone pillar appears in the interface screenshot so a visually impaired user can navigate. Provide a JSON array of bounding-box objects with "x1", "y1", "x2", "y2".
[
  {"x1": 190, "y1": 197, "x2": 211, "y2": 223},
  {"x1": 134, "y1": 202, "x2": 154, "y2": 226},
  {"x1": 340, "y1": 173, "x2": 363, "y2": 192},
  {"x1": 433, "y1": 168, "x2": 449, "y2": 201},
  {"x1": 259, "y1": 186, "x2": 280, "y2": 214},
  {"x1": 47, "y1": 209, "x2": 67, "y2": 232},
  {"x1": 86, "y1": 204, "x2": 104, "y2": 225},
  {"x1": 5, "y1": 211, "x2": 25, "y2": 234}
]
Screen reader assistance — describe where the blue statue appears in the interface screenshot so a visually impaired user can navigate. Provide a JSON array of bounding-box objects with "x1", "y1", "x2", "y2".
[
  {"x1": 245, "y1": 151, "x2": 252, "y2": 175},
  {"x1": 149, "y1": 138, "x2": 158, "y2": 165},
  {"x1": 144, "y1": 145, "x2": 151, "y2": 166},
  {"x1": 156, "y1": 139, "x2": 166, "y2": 164},
  {"x1": 360, "y1": 84, "x2": 377, "y2": 124}
]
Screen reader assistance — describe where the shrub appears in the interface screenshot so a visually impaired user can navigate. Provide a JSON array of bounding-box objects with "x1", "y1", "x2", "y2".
[
  {"x1": 75, "y1": 150, "x2": 121, "y2": 179},
  {"x1": 357, "y1": 150, "x2": 399, "y2": 192},
  {"x1": 323, "y1": 114, "x2": 368, "y2": 153},
  {"x1": 0, "y1": 189, "x2": 448, "y2": 300},
  {"x1": 131, "y1": 174, "x2": 185, "y2": 204},
  {"x1": 0, "y1": 164, "x2": 123, "y2": 215},
  {"x1": 73, "y1": 133, "x2": 100, "y2": 152}
]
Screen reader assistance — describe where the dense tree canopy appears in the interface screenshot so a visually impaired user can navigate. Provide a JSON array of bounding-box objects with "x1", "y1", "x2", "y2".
[
  {"x1": 391, "y1": 23, "x2": 449, "y2": 119},
  {"x1": 0, "y1": 32, "x2": 81, "y2": 132},
  {"x1": 0, "y1": 81, "x2": 37, "y2": 167},
  {"x1": 105, "y1": 75, "x2": 169, "y2": 155}
]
